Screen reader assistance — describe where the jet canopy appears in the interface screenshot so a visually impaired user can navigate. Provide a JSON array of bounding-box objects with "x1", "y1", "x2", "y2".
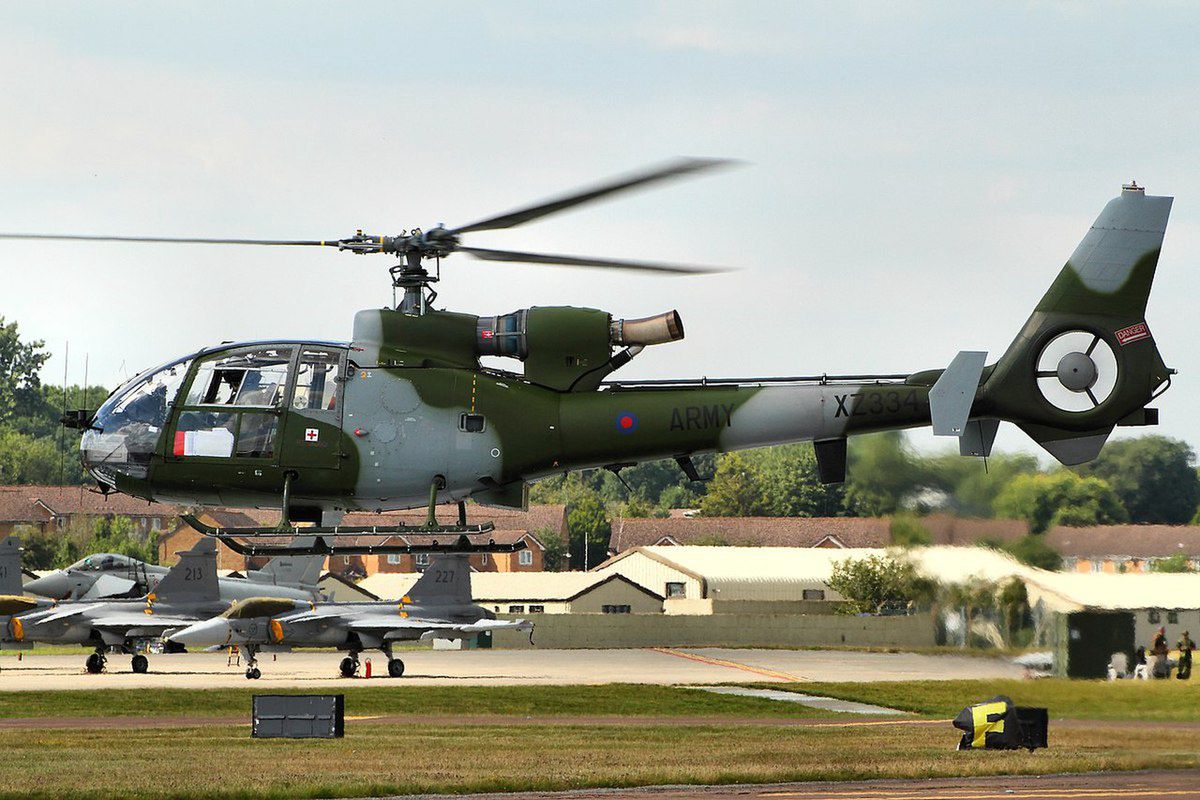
[{"x1": 67, "y1": 553, "x2": 136, "y2": 572}]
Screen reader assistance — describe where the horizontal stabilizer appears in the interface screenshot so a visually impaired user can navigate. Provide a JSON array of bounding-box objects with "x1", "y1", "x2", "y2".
[
  {"x1": 1020, "y1": 423, "x2": 1112, "y2": 466},
  {"x1": 930, "y1": 351, "x2": 987, "y2": 436},
  {"x1": 960, "y1": 419, "x2": 1000, "y2": 458}
]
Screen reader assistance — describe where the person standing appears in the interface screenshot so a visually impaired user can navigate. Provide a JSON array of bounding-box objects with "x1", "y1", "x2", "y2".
[
  {"x1": 1178, "y1": 631, "x2": 1194, "y2": 681},
  {"x1": 1133, "y1": 646, "x2": 1150, "y2": 680},
  {"x1": 1152, "y1": 626, "x2": 1171, "y2": 679}
]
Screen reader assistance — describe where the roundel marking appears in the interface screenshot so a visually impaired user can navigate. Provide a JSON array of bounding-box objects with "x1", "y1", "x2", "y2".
[{"x1": 616, "y1": 412, "x2": 638, "y2": 433}]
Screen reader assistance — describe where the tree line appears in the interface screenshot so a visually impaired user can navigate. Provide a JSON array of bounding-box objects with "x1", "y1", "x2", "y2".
[
  {"x1": 0, "y1": 317, "x2": 107, "y2": 485},
  {"x1": 15, "y1": 515, "x2": 160, "y2": 569},
  {"x1": 533, "y1": 431, "x2": 1200, "y2": 571}
]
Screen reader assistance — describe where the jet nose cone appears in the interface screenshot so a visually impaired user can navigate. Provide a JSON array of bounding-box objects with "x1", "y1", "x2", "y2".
[
  {"x1": 169, "y1": 618, "x2": 233, "y2": 648},
  {"x1": 22, "y1": 573, "x2": 70, "y2": 600}
]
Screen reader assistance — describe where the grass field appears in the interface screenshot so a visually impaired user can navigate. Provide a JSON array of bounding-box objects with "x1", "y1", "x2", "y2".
[
  {"x1": 3, "y1": 720, "x2": 1196, "y2": 800},
  {"x1": 0, "y1": 684, "x2": 826, "y2": 720},
  {"x1": 0, "y1": 681, "x2": 1196, "y2": 799}
]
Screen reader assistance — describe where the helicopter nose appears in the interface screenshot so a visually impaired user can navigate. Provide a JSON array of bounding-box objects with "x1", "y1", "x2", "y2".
[
  {"x1": 22, "y1": 572, "x2": 71, "y2": 600},
  {"x1": 169, "y1": 618, "x2": 233, "y2": 649}
]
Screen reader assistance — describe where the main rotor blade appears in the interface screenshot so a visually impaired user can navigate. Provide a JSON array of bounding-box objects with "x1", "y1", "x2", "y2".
[
  {"x1": 450, "y1": 157, "x2": 736, "y2": 235},
  {"x1": 0, "y1": 233, "x2": 332, "y2": 247},
  {"x1": 459, "y1": 246, "x2": 729, "y2": 275}
]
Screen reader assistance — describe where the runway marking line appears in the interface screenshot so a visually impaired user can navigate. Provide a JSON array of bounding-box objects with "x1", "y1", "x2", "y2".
[
  {"x1": 760, "y1": 790, "x2": 1200, "y2": 799},
  {"x1": 651, "y1": 648, "x2": 806, "y2": 682}
]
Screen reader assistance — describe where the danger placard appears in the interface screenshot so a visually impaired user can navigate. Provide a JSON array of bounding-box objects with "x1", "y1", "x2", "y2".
[{"x1": 1115, "y1": 322, "x2": 1151, "y2": 346}]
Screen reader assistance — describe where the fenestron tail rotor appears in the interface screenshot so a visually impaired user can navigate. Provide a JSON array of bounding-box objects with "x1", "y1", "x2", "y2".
[
  {"x1": 0, "y1": 157, "x2": 737, "y2": 280},
  {"x1": 1034, "y1": 330, "x2": 1118, "y2": 413}
]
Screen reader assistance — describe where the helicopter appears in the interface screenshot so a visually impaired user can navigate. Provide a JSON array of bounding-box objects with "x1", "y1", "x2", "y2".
[{"x1": 0, "y1": 162, "x2": 1176, "y2": 549}]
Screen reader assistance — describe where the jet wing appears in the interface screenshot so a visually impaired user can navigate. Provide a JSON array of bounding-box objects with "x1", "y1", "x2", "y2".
[
  {"x1": 19, "y1": 603, "x2": 105, "y2": 624},
  {"x1": 81, "y1": 574, "x2": 138, "y2": 599},
  {"x1": 346, "y1": 615, "x2": 534, "y2": 637},
  {"x1": 278, "y1": 608, "x2": 348, "y2": 625},
  {"x1": 89, "y1": 613, "x2": 199, "y2": 631}
]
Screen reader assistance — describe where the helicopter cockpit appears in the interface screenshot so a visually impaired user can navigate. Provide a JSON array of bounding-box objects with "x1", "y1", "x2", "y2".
[
  {"x1": 81, "y1": 342, "x2": 347, "y2": 490},
  {"x1": 81, "y1": 355, "x2": 193, "y2": 482}
]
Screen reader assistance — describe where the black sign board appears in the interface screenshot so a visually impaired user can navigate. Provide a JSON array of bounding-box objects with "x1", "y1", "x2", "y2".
[{"x1": 252, "y1": 694, "x2": 344, "y2": 739}]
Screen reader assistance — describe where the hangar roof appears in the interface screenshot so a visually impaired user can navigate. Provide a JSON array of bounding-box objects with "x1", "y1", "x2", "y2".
[
  {"x1": 360, "y1": 570, "x2": 661, "y2": 603},
  {"x1": 596, "y1": 545, "x2": 1200, "y2": 611},
  {"x1": 1022, "y1": 572, "x2": 1200, "y2": 613}
]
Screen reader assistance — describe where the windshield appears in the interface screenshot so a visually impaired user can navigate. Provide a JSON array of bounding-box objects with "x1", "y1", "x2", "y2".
[{"x1": 81, "y1": 356, "x2": 193, "y2": 481}]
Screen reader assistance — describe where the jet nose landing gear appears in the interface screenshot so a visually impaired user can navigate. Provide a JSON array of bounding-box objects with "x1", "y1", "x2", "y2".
[
  {"x1": 84, "y1": 651, "x2": 106, "y2": 674},
  {"x1": 243, "y1": 645, "x2": 262, "y2": 679},
  {"x1": 339, "y1": 655, "x2": 359, "y2": 678}
]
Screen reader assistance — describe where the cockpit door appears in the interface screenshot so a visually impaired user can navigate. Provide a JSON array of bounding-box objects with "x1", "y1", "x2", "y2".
[{"x1": 278, "y1": 348, "x2": 346, "y2": 471}]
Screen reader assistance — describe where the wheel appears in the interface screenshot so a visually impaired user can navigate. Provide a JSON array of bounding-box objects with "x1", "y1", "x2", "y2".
[
  {"x1": 339, "y1": 656, "x2": 358, "y2": 678},
  {"x1": 131, "y1": 654, "x2": 149, "y2": 674},
  {"x1": 85, "y1": 653, "x2": 104, "y2": 674},
  {"x1": 387, "y1": 658, "x2": 405, "y2": 678},
  {"x1": 245, "y1": 667, "x2": 261, "y2": 680}
]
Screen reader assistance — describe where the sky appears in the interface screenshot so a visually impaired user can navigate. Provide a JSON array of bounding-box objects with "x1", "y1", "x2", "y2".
[{"x1": 2, "y1": 2, "x2": 1199, "y2": 460}]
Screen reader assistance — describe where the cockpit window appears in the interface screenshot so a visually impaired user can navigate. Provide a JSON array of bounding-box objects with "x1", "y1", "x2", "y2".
[
  {"x1": 185, "y1": 347, "x2": 293, "y2": 408},
  {"x1": 81, "y1": 357, "x2": 193, "y2": 481},
  {"x1": 293, "y1": 350, "x2": 340, "y2": 411}
]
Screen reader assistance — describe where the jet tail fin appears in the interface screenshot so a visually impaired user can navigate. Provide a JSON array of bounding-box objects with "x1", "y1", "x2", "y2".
[
  {"x1": 405, "y1": 554, "x2": 472, "y2": 607},
  {"x1": 255, "y1": 537, "x2": 325, "y2": 587},
  {"x1": 152, "y1": 538, "x2": 219, "y2": 603},
  {"x1": 0, "y1": 537, "x2": 24, "y2": 596}
]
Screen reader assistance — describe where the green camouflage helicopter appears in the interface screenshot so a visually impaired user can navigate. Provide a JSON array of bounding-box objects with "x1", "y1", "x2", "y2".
[{"x1": 2, "y1": 162, "x2": 1175, "y2": 549}]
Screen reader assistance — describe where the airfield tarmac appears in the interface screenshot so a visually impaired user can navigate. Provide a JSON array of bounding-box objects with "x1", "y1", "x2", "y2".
[
  {"x1": 0, "y1": 646, "x2": 1025, "y2": 690},
  {"x1": 402, "y1": 771, "x2": 1200, "y2": 800}
]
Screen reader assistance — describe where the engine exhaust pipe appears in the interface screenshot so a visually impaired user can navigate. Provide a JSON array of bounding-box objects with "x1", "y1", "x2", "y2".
[{"x1": 611, "y1": 310, "x2": 684, "y2": 346}]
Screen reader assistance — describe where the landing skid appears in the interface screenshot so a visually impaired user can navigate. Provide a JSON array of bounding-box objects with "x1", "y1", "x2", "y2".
[{"x1": 181, "y1": 514, "x2": 526, "y2": 557}]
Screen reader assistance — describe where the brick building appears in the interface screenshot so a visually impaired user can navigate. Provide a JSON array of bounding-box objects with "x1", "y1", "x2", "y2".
[
  {"x1": 1046, "y1": 525, "x2": 1200, "y2": 574},
  {"x1": 608, "y1": 513, "x2": 1026, "y2": 553},
  {"x1": 0, "y1": 485, "x2": 180, "y2": 537}
]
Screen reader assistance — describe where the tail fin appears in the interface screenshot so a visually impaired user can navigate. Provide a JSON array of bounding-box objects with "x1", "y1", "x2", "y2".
[
  {"x1": 978, "y1": 183, "x2": 1174, "y2": 464},
  {"x1": 255, "y1": 537, "x2": 324, "y2": 587},
  {"x1": 0, "y1": 537, "x2": 23, "y2": 596},
  {"x1": 405, "y1": 554, "x2": 472, "y2": 607},
  {"x1": 152, "y1": 538, "x2": 219, "y2": 603}
]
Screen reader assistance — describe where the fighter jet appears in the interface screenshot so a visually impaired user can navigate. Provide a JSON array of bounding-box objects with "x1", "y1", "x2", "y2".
[
  {"x1": 23, "y1": 542, "x2": 326, "y2": 602},
  {"x1": 8, "y1": 538, "x2": 231, "y2": 674},
  {"x1": 171, "y1": 553, "x2": 532, "y2": 680}
]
